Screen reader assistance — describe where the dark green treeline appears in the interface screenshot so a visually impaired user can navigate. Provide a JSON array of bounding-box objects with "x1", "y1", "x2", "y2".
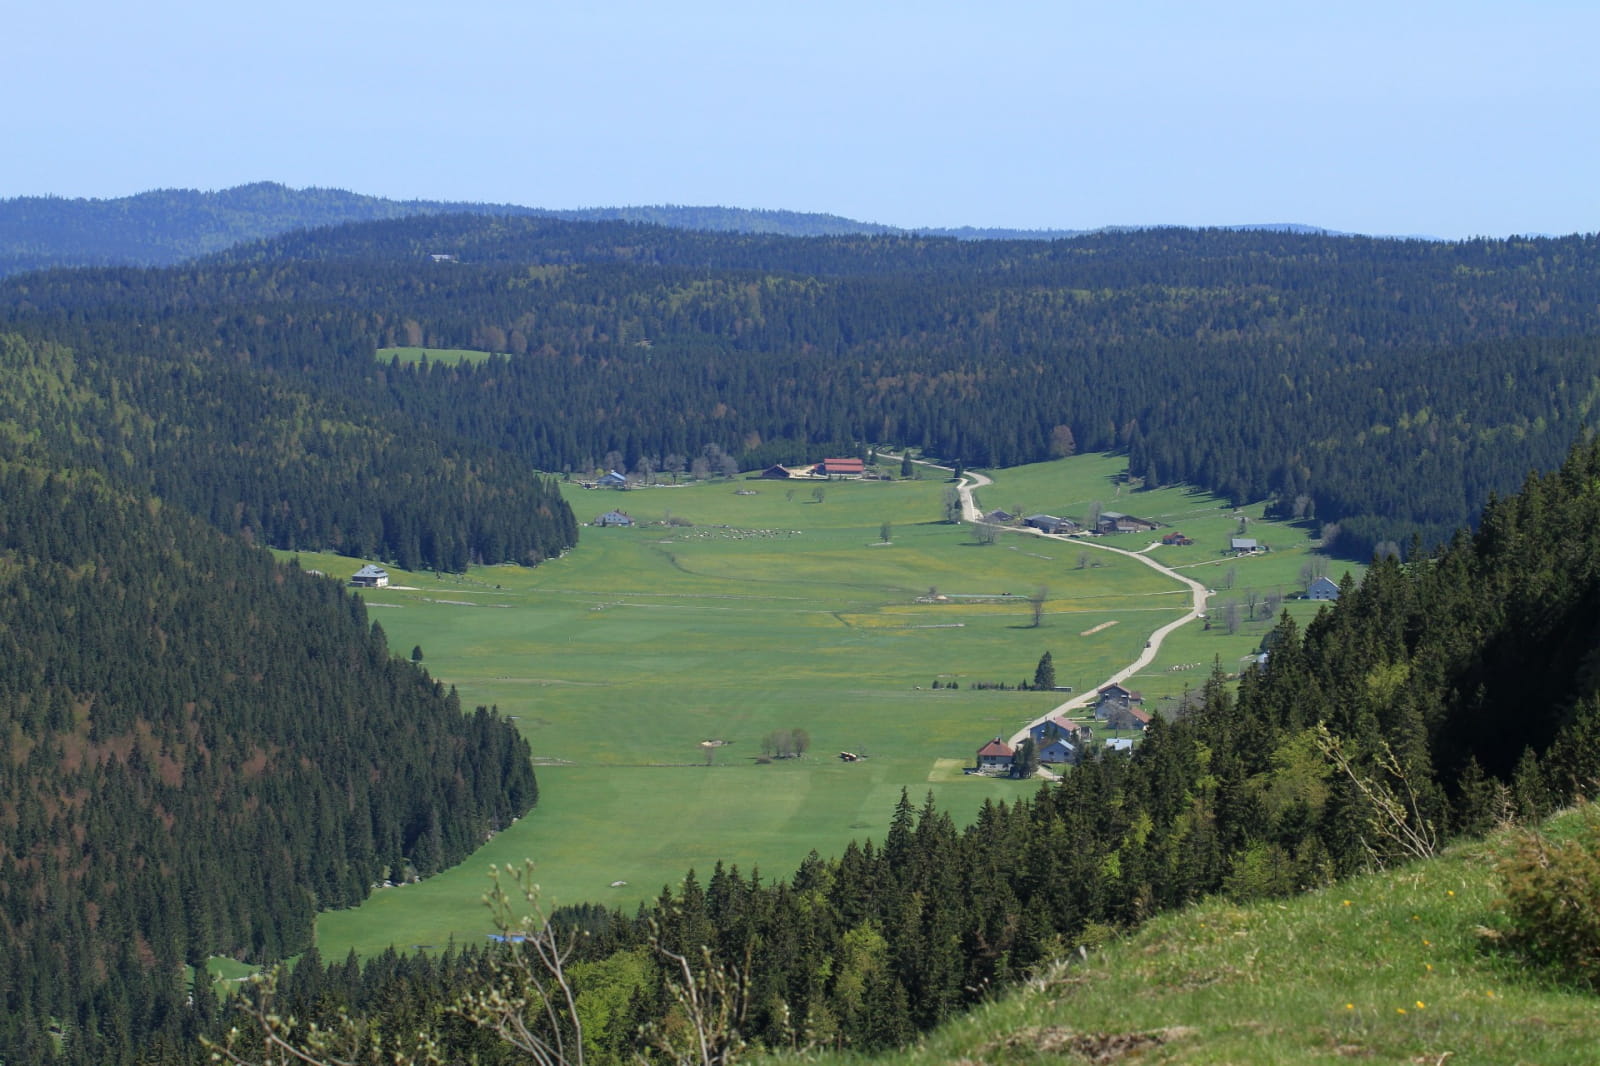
[
  {"x1": 9, "y1": 218, "x2": 1600, "y2": 558},
  {"x1": 0, "y1": 452, "x2": 537, "y2": 1065}
]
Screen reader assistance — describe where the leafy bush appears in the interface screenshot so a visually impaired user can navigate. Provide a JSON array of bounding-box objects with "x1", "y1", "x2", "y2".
[{"x1": 1496, "y1": 802, "x2": 1600, "y2": 988}]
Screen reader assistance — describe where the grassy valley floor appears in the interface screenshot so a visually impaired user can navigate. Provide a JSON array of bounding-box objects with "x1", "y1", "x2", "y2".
[{"x1": 291, "y1": 454, "x2": 1361, "y2": 958}]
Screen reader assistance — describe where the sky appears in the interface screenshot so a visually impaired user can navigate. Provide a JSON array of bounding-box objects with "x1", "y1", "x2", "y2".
[{"x1": 6, "y1": 0, "x2": 1597, "y2": 239}]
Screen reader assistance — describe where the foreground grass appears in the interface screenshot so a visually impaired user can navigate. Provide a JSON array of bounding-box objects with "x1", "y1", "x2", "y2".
[{"x1": 792, "y1": 821, "x2": 1597, "y2": 1066}]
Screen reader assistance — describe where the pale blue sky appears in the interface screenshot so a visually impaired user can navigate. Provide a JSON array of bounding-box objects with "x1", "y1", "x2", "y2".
[{"x1": 7, "y1": 0, "x2": 1596, "y2": 237}]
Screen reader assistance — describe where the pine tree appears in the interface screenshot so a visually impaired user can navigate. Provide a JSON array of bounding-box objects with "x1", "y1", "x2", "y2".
[{"x1": 1032, "y1": 651, "x2": 1056, "y2": 691}]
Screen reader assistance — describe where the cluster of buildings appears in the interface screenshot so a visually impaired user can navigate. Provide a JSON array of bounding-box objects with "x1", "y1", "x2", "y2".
[
  {"x1": 971, "y1": 684, "x2": 1154, "y2": 774},
  {"x1": 978, "y1": 510, "x2": 1163, "y2": 537}
]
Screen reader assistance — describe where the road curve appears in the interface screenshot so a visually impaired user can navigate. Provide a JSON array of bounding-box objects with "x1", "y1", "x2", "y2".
[
  {"x1": 876, "y1": 452, "x2": 1209, "y2": 749},
  {"x1": 1004, "y1": 537, "x2": 1209, "y2": 748}
]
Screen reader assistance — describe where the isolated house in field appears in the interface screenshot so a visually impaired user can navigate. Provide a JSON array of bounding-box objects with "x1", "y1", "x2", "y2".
[
  {"x1": 981, "y1": 509, "x2": 1016, "y2": 524},
  {"x1": 759, "y1": 464, "x2": 793, "y2": 479},
  {"x1": 815, "y1": 458, "x2": 865, "y2": 478},
  {"x1": 593, "y1": 510, "x2": 633, "y2": 527},
  {"x1": 1024, "y1": 514, "x2": 1076, "y2": 534},
  {"x1": 1161, "y1": 531, "x2": 1193, "y2": 546},
  {"x1": 1308, "y1": 575, "x2": 1340, "y2": 601},
  {"x1": 975, "y1": 737, "x2": 1014, "y2": 772},
  {"x1": 1230, "y1": 537, "x2": 1261, "y2": 555},
  {"x1": 1097, "y1": 511, "x2": 1159, "y2": 534},
  {"x1": 598, "y1": 470, "x2": 628, "y2": 488},
  {"x1": 350, "y1": 564, "x2": 390, "y2": 588}
]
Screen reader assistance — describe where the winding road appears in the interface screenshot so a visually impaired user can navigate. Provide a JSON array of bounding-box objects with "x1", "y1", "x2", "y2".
[{"x1": 893, "y1": 453, "x2": 1211, "y2": 748}]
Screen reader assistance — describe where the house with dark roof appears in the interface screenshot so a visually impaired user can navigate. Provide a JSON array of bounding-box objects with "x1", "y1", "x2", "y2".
[
  {"x1": 350, "y1": 564, "x2": 390, "y2": 588},
  {"x1": 1024, "y1": 514, "x2": 1076, "y2": 534},
  {"x1": 981, "y1": 509, "x2": 1016, "y2": 524},
  {"x1": 1094, "y1": 683, "x2": 1144, "y2": 722},
  {"x1": 1097, "y1": 511, "x2": 1159, "y2": 534},
  {"x1": 1105, "y1": 704, "x2": 1153, "y2": 732},
  {"x1": 975, "y1": 737, "x2": 1014, "y2": 772},
  {"x1": 1161, "y1": 531, "x2": 1194, "y2": 546},
  {"x1": 1038, "y1": 737, "x2": 1080, "y2": 765},
  {"x1": 1029, "y1": 715, "x2": 1086, "y2": 746},
  {"x1": 759, "y1": 464, "x2": 794, "y2": 479},
  {"x1": 1308, "y1": 575, "x2": 1340, "y2": 601}
]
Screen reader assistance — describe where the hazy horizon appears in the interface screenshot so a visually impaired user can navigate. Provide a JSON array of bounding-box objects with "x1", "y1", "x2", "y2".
[{"x1": 6, "y1": 1, "x2": 1597, "y2": 240}]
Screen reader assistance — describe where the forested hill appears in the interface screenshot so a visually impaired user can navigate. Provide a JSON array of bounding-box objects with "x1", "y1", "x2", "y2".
[
  {"x1": 0, "y1": 182, "x2": 1091, "y2": 278},
  {"x1": 0, "y1": 322, "x2": 579, "y2": 574},
  {"x1": 8, "y1": 216, "x2": 1599, "y2": 556},
  {"x1": 0, "y1": 448, "x2": 538, "y2": 1065}
]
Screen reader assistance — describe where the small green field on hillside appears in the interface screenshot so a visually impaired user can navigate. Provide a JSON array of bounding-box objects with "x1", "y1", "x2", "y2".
[
  {"x1": 377, "y1": 346, "x2": 498, "y2": 365},
  {"x1": 300, "y1": 455, "x2": 1360, "y2": 958}
]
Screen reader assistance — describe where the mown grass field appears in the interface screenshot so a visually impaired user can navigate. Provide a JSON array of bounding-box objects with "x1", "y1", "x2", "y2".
[
  {"x1": 300, "y1": 455, "x2": 1361, "y2": 957},
  {"x1": 783, "y1": 813, "x2": 1600, "y2": 1066},
  {"x1": 376, "y1": 346, "x2": 499, "y2": 365}
]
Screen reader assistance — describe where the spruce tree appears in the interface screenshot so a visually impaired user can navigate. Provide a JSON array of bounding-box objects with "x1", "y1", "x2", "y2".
[{"x1": 1032, "y1": 651, "x2": 1056, "y2": 690}]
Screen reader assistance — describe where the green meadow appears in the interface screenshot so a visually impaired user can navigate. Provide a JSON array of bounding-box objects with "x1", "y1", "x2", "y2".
[
  {"x1": 301, "y1": 455, "x2": 1360, "y2": 957},
  {"x1": 377, "y1": 346, "x2": 499, "y2": 365}
]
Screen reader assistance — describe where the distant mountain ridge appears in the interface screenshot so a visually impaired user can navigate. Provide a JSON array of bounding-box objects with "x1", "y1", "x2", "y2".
[{"x1": 0, "y1": 181, "x2": 1358, "y2": 276}]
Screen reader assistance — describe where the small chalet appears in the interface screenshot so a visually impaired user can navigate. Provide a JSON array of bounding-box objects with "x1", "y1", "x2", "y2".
[
  {"x1": 1038, "y1": 737, "x2": 1080, "y2": 765},
  {"x1": 1308, "y1": 575, "x2": 1340, "y2": 601},
  {"x1": 1024, "y1": 514, "x2": 1076, "y2": 535},
  {"x1": 981, "y1": 509, "x2": 1015, "y2": 524},
  {"x1": 1094, "y1": 683, "x2": 1144, "y2": 722},
  {"x1": 1029, "y1": 715, "x2": 1086, "y2": 746},
  {"x1": 759, "y1": 464, "x2": 794, "y2": 479},
  {"x1": 1097, "y1": 511, "x2": 1159, "y2": 534},
  {"x1": 1161, "y1": 531, "x2": 1194, "y2": 546},
  {"x1": 1230, "y1": 537, "x2": 1261, "y2": 555},
  {"x1": 593, "y1": 510, "x2": 633, "y2": 527},
  {"x1": 814, "y1": 458, "x2": 865, "y2": 478},
  {"x1": 350, "y1": 564, "x2": 390, "y2": 588},
  {"x1": 1104, "y1": 704, "x2": 1152, "y2": 732},
  {"x1": 598, "y1": 470, "x2": 628, "y2": 488},
  {"x1": 975, "y1": 737, "x2": 1014, "y2": 772}
]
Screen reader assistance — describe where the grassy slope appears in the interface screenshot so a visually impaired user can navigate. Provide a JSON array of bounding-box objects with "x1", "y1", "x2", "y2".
[
  {"x1": 297, "y1": 455, "x2": 1359, "y2": 957},
  {"x1": 786, "y1": 818, "x2": 1599, "y2": 1066}
]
